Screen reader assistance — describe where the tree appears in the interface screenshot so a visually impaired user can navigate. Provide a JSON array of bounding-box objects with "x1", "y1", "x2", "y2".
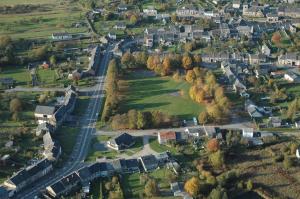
[
  {"x1": 209, "y1": 187, "x2": 228, "y2": 199},
  {"x1": 134, "y1": 51, "x2": 148, "y2": 68},
  {"x1": 49, "y1": 55, "x2": 57, "y2": 66},
  {"x1": 195, "y1": 89, "x2": 205, "y2": 103},
  {"x1": 137, "y1": 111, "x2": 147, "y2": 129},
  {"x1": 209, "y1": 150, "x2": 224, "y2": 168},
  {"x1": 130, "y1": 15, "x2": 138, "y2": 25},
  {"x1": 246, "y1": 180, "x2": 253, "y2": 190},
  {"x1": 147, "y1": 55, "x2": 155, "y2": 70},
  {"x1": 207, "y1": 103, "x2": 223, "y2": 122},
  {"x1": 10, "y1": 98, "x2": 22, "y2": 113},
  {"x1": 0, "y1": 35, "x2": 12, "y2": 48},
  {"x1": 207, "y1": 139, "x2": 220, "y2": 153},
  {"x1": 214, "y1": 86, "x2": 225, "y2": 100},
  {"x1": 30, "y1": 45, "x2": 48, "y2": 61},
  {"x1": 199, "y1": 111, "x2": 210, "y2": 124},
  {"x1": 271, "y1": 32, "x2": 281, "y2": 44},
  {"x1": 186, "y1": 70, "x2": 196, "y2": 83},
  {"x1": 128, "y1": 109, "x2": 138, "y2": 129},
  {"x1": 184, "y1": 177, "x2": 200, "y2": 197},
  {"x1": 194, "y1": 54, "x2": 202, "y2": 66},
  {"x1": 162, "y1": 57, "x2": 172, "y2": 75},
  {"x1": 144, "y1": 179, "x2": 159, "y2": 197},
  {"x1": 182, "y1": 54, "x2": 193, "y2": 70},
  {"x1": 121, "y1": 51, "x2": 134, "y2": 68}
]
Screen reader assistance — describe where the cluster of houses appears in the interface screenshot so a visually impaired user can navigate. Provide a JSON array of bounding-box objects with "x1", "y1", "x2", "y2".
[
  {"x1": 68, "y1": 45, "x2": 101, "y2": 80},
  {"x1": 0, "y1": 86, "x2": 77, "y2": 199},
  {"x1": 44, "y1": 152, "x2": 175, "y2": 198}
]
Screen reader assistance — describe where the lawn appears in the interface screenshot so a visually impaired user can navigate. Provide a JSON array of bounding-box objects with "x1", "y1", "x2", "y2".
[
  {"x1": 0, "y1": 0, "x2": 87, "y2": 39},
  {"x1": 0, "y1": 67, "x2": 31, "y2": 86},
  {"x1": 86, "y1": 136, "x2": 144, "y2": 162},
  {"x1": 73, "y1": 95, "x2": 90, "y2": 116},
  {"x1": 54, "y1": 126, "x2": 79, "y2": 159},
  {"x1": 122, "y1": 167, "x2": 179, "y2": 199},
  {"x1": 119, "y1": 70, "x2": 205, "y2": 120},
  {"x1": 149, "y1": 138, "x2": 177, "y2": 154}
]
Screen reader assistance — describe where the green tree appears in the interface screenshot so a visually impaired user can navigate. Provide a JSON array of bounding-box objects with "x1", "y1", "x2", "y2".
[
  {"x1": 130, "y1": 15, "x2": 138, "y2": 25},
  {"x1": 128, "y1": 109, "x2": 138, "y2": 129},
  {"x1": 199, "y1": 111, "x2": 210, "y2": 124},
  {"x1": 209, "y1": 187, "x2": 228, "y2": 199},
  {"x1": 137, "y1": 111, "x2": 147, "y2": 129},
  {"x1": 209, "y1": 150, "x2": 224, "y2": 168},
  {"x1": 49, "y1": 55, "x2": 57, "y2": 66},
  {"x1": 246, "y1": 180, "x2": 253, "y2": 190},
  {"x1": 121, "y1": 51, "x2": 134, "y2": 68}
]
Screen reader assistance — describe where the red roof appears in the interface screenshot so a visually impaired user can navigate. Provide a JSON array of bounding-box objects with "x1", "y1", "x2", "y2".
[{"x1": 159, "y1": 131, "x2": 176, "y2": 140}]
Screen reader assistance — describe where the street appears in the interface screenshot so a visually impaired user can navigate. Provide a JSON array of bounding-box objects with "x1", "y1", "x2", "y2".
[{"x1": 13, "y1": 44, "x2": 114, "y2": 199}]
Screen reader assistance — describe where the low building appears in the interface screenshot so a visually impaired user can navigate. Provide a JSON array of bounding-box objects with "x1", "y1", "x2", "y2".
[
  {"x1": 278, "y1": 53, "x2": 300, "y2": 67},
  {"x1": 4, "y1": 159, "x2": 53, "y2": 193},
  {"x1": 43, "y1": 132, "x2": 62, "y2": 161},
  {"x1": 268, "y1": 117, "x2": 282, "y2": 127},
  {"x1": 34, "y1": 106, "x2": 56, "y2": 125},
  {"x1": 284, "y1": 71, "x2": 300, "y2": 83},
  {"x1": 158, "y1": 131, "x2": 176, "y2": 144},
  {"x1": 184, "y1": 128, "x2": 206, "y2": 137},
  {"x1": 114, "y1": 22, "x2": 126, "y2": 30},
  {"x1": 36, "y1": 122, "x2": 55, "y2": 136},
  {"x1": 139, "y1": 155, "x2": 158, "y2": 172},
  {"x1": 52, "y1": 32, "x2": 72, "y2": 40},
  {"x1": 261, "y1": 44, "x2": 271, "y2": 56},
  {"x1": 143, "y1": 6, "x2": 157, "y2": 16},
  {"x1": 232, "y1": 0, "x2": 241, "y2": 9},
  {"x1": 266, "y1": 13, "x2": 279, "y2": 23},
  {"x1": 107, "y1": 133, "x2": 135, "y2": 151},
  {"x1": 242, "y1": 128, "x2": 254, "y2": 138},
  {"x1": 108, "y1": 32, "x2": 117, "y2": 40},
  {"x1": 0, "y1": 78, "x2": 15, "y2": 89}
]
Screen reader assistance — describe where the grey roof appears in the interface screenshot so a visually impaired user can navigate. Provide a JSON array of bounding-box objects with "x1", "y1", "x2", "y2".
[
  {"x1": 77, "y1": 167, "x2": 91, "y2": 181},
  {"x1": 110, "y1": 133, "x2": 134, "y2": 147},
  {"x1": 35, "y1": 105, "x2": 56, "y2": 115},
  {"x1": 0, "y1": 186, "x2": 8, "y2": 199},
  {"x1": 140, "y1": 155, "x2": 158, "y2": 167}
]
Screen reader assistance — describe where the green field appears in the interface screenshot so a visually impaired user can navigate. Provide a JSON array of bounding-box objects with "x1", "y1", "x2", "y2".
[
  {"x1": 0, "y1": 0, "x2": 87, "y2": 39},
  {"x1": 120, "y1": 71, "x2": 205, "y2": 120},
  {"x1": 0, "y1": 67, "x2": 31, "y2": 86},
  {"x1": 149, "y1": 138, "x2": 177, "y2": 154}
]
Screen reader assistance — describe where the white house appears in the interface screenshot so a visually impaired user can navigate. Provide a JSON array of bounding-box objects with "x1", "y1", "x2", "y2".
[
  {"x1": 242, "y1": 128, "x2": 254, "y2": 138},
  {"x1": 284, "y1": 72, "x2": 300, "y2": 83},
  {"x1": 232, "y1": 0, "x2": 241, "y2": 9},
  {"x1": 261, "y1": 44, "x2": 271, "y2": 56},
  {"x1": 296, "y1": 148, "x2": 300, "y2": 159},
  {"x1": 52, "y1": 33, "x2": 72, "y2": 40},
  {"x1": 34, "y1": 106, "x2": 56, "y2": 124}
]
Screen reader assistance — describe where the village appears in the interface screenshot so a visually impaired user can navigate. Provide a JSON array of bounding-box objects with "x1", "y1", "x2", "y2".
[{"x1": 0, "y1": 0, "x2": 299, "y2": 199}]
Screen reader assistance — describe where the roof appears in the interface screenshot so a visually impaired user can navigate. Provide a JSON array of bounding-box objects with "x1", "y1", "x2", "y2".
[
  {"x1": 35, "y1": 105, "x2": 55, "y2": 115},
  {"x1": 37, "y1": 122, "x2": 55, "y2": 134},
  {"x1": 0, "y1": 186, "x2": 8, "y2": 198},
  {"x1": 0, "y1": 78, "x2": 15, "y2": 84},
  {"x1": 158, "y1": 131, "x2": 176, "y2": 140},
  {"x1": 269, "y1": 117, "x2": 282, "y2": 123},
  {"x1": 77, "y1": 167, "x2": 91, "y2": 181},
  {"x1": 125, "y1": 159, "x2": 139, "y2": 169},
  {"x1": 88, "y1": 162, "x2": 107, "y2": 174},
  {"x1": 140, "y1": 155, "x2": 158, "y2": 167},
  {"x1": 110, "y1": 133, "x2": 134, "y2": 147}
]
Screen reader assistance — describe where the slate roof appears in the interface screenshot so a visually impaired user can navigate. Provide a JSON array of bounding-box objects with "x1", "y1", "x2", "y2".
[
  {"x1": 77, "y1": 167, "x2": 91, "y2": 181},
  {"x1": 140, "y1": 155, "x2": 158, "y2": 168},
  {"x1": 35, "y1": 105, "x2": 55, "y2": 115},
  {"x1": 110, "y1": 133, "x2": 135, "y2": 147},
  {"x1": 0, "y1": 186, "x2": 8, "y2": 199}
]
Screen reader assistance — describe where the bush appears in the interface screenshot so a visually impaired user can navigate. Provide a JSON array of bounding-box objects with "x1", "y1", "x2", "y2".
[
  {"x1": 209, "y1": 150, "x2": 224, "y2": 168},
  {"x1": 246, "y1": 180, "x2": 253, "y2": 191}
]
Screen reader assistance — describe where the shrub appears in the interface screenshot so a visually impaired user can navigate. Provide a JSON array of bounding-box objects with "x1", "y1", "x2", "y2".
[{"x1": 246, "y1": 180, "x2": 253, "y2": 191}]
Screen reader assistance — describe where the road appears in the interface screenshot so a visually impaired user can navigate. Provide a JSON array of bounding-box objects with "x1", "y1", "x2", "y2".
[{"x1": 13, "y1": 44, "x2": 114, "y2": 199}]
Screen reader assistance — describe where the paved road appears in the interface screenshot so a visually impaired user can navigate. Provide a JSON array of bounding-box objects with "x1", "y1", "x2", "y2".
[{"x1": 13, "y1": 44, "x2": 114, "y2": 199}]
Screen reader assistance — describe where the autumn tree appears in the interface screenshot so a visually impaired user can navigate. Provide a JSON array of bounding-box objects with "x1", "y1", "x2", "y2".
[
  {"x1": 198, "y1": 111, "x2": 210, "y2": 124},
  {"x1": 184, "y1": 177, "x2": 200, "y2": 197},
  {"x1": 271, "y1": 32, "x2": 281, "y2": 44},
  {"x1": 130, "y1": 14, "x2": 138, "y2": 25},
  {"x1": 182, "y1": 54, "x2": 193, "y2": 70},
  {"x1": 193, "y1": 54, "x2": 202, "y2": 66},
  {"x1": 134, "y1": 51, "x2": 148, "y2": 68},
  {"x1": 10, "y1": 98, "x2": 22, "y2": 113},
  {"x1": 128, "y1": 109, "x2": 138, "y2": 129},
  {"x1": 162, "y1": 56, "x2": 172, "y2": 75},
  {"x1": 186, "y1": 70, "x2": 196, "y2": 83},
  {"x1": 207, "y1": 138, "x2": 220, "y2": 153},
  {"x1": 209, "y1": 150, "x2": 224, "y2": 168},
  {"x1": 121, "y1": 51, "x2": 134, "y2": 68},
  {"x1": 144, "y1": 179, "x2": 159, "y2": 197}
]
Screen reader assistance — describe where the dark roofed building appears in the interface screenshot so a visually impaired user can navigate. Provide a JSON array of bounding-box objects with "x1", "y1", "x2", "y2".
[
  {"x1": 107, "y1": 133, "x2": 135, "y2": 151},
  {"x1": 36, "y1": 122, "x2": 55, "y2": 136},
  {"x1": 0, "y1": 186, "x2": 9, "y2": 199},
  {"x1": 139, "y1": 155, "x2": 158, "y2": 172},
  {"x1": 0, "y1": 78, "x2": 15, "y2": 89}
]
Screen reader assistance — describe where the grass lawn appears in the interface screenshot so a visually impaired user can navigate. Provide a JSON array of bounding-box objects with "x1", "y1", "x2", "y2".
[
  {"x1": 149, "y1": 138, "x2": 177, "y2": 154},
  {"x1": 86, "y1": 136, "x2": 144, "y2": 162},
  {"x1": 0, "y1": 67, "x2": 31, "y2": 86},
  {"x1": 54, "y1": 126, "x2": 79, "y2": 158},
  {"x1": 119, "y1": 70, "x2": 205, "y2": 120},
  {"x1": 0, "y1": 0, "x2": 87, "y2": 39},
  {"x1": 122, "y1": 167, "x2": 178, "y2": 199},
  {"x1": 73, "y1": 95, "x2": 90, "y2": 116}
]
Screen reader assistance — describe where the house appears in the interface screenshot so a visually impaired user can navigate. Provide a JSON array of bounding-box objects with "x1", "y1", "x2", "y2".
[
  {"x1": 295, "y1": 121, "x2": 300, "y2": 129},
  {"x1": 261, "y1": 44, "x2": 271, "y2": 56},
  {"x1": 242, "y1": 128, "x2": 254, "y2": 138},
  {"x1": 85, "y1": 45, "x2": 101, "y2": 76},
  {"x1": 266, "y1": 13, "x2": 279, "y2": 23},
  {"x1": 114, "y1": 22, "x2": 126, "y2": 30},
  {"x1": 284, "y1": 71, "x2": 300, "y2": 83},
  {"x1": 4, "y1": 159, "x2": 53, "y2": 193},
  {"x1": 170, "y1": 182, "x2": 192, "y2": 198},
  {"x1": 176, "y1": 6, "x2": 201, "y2": 18},
  {"x1": 117, "y1": 4, "x2": 128, "y2": 12},
  {"x1": 139, "y1": 155, "x2": 158, "y2": 172},
  {"x1": 36, "y1": 122, "x2": 55, "y2": 136},
  {"x1": 268, "y1": 117, "x2": 282, "y2": 127},
  {"x1": 107, "y1": 133, "x2": 135, "y2": 151},
  {"x1": 110, "y1": 159, "x2": 126, "y2": 173},
  {"x1": 184, "y1": 128, "x2": 206, "y2": 137},
  {"x1": 158, "y1": 131, "x2": 177, "y2": 144},
  {"x1": 88, "y1": 162, "x2": 109, "y2": 178},
  {"x1": 278, "y1": 7, "x2": 300, "y2": 18},
  {"x1": 34, "y1": 105, "x2": 56, "y2": 124},
  {"x1": 296, "y1": 147, "x2": 300, "y2": 159},
  {"x1": 0, "y1": 78, "x2": 15, "y2": 89},
  {"x1": 108, "y1": 32, "x2": 117, "y2": 40},
  {"x1": 232, "y1": 0, "x2": 241, "y2": 9},
  {"x1": 155, "y1": 152, "x2": 171, "y2": 164},
  {"x1": 43, "y1": 132, "x2": 61, "y2": 161},
  {"x1": 143, "y1": 6, "x2": 157, "y2": 16},
  {"x1": 46, "y1": 172, "x2": 81, "y2": 198},
  {"x1": 144, "y1": 34, "x2": 154, "y2": 47},
  {"x1": 278, "y1": 53, "x2": 300, "y2": 67},
  {"x1": 123, "y1": 159, "x2": 140, "y2": 173},
  {"x1": 243, "y1": 4, "x2": 264, "y2": 18},
  {"x1": 52, "y1": 32, "x2": 72, "y2": 40},
  {"x1": 248, "y1": 54, "x2": 266, "y2": 65},
  {"x1": 76, "y1": 167, "x2": 92, "y2": 184},
  {"x1": 0, "y1": 186, "x2": 9, "y2": 199}
]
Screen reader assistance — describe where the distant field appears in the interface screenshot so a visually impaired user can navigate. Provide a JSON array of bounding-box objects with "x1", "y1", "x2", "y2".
[
  {"x1": 0, "y1": 0, "x2": 86, "y2": 39},
  {"x1": 119, "y1": 70, "x2": 205, "y2": 120}
]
